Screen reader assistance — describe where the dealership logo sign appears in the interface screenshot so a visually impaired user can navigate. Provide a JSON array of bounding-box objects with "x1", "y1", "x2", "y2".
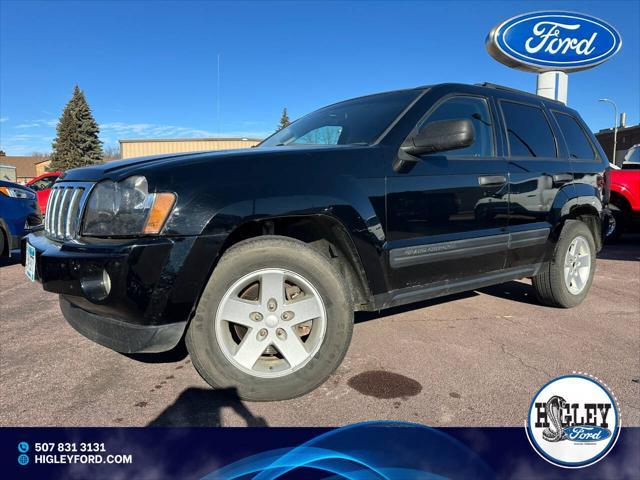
[
  {"x1": 526, "y1": 374, "x2": 620, "y2": 468},
  {"x1": 486, "y1": 11, "x2": 622, "y2": 72}
]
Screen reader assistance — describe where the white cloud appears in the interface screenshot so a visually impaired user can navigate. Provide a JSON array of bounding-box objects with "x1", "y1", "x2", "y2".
[
  {"x1": 8, "y1": 118, "x2": 57, "y2": 129},
  {"x1": 0, "y1": 117, "x2": 8, "y2": 123},
  {"x1": 0, "y1": 119, "x2": 269, "y2": 154},
  {"x1": 11, "y1": 134, "x2": 42, "y2": 140},
  {"x1": 99, "y1": 122, "x2": 269, "y2": 140},
  {"x1": 37, "y1": 118, "x2": 58, "y2": 127},
  {"x1": 0, "y1": 134, "x2": 53, "y2": 155}
]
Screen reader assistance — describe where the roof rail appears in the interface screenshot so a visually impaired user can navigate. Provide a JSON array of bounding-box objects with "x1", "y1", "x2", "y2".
[{"x1": 475, "y1": 82, "x2": 563, "y2": 103}]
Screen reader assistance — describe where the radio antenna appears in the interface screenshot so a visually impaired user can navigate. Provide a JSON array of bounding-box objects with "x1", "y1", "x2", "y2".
[{"x1": 216, "y1": 53, "x2": 221, "y2": 134}]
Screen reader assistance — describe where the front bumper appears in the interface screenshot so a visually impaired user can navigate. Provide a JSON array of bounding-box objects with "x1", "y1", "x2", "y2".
[
  {"x1": 24, "y1": 230, "x2": 223, "y2": 353},
  {"x1": 60, "y1": 296, "x2": 186, "y2": 353}
]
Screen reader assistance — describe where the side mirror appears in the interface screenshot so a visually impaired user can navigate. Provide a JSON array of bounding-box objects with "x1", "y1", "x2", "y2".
[{"x1": 402, "y1": 118, "x2": 475, "y2": 157}]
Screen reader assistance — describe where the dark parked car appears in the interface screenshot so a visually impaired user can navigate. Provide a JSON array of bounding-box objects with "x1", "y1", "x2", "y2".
[
  {"x1": 1, "y1": 180, "x2": 42, "y2": 257},
  {"x1": 24, "y1": 83, "x2": 610, "y2": 400}
]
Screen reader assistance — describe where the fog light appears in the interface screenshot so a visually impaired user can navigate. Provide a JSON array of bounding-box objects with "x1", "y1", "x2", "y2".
[{"x1": 81, "y1": 269, "x2": 112, "y2": 302}]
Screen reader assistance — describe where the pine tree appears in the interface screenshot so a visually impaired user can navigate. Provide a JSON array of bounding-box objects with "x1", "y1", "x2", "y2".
[
  {"x1": 48, "y1": 86, "x2": 103, "y2": 171},
  {"x1": 277, "y1": 107, "x2": 291, "y2": 131}
]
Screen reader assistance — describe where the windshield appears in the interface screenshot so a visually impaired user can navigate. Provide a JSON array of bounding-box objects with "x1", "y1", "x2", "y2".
[
  {"x1": 28, "y1": 176, "x2": 57, "y2": 191},
  {"x1": 260, "y1": 90, "x2": 421, "y2": 147},
  {"x1": 624, "y1": 146, "x2": 639, "y2": 165}
]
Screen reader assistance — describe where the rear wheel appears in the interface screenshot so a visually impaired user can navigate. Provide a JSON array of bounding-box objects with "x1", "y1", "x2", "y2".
[
  {"x1": 532, "y1": 221, "x2": 596, "y2": 308},
  {"x1": 186, "y1": 236, "x2": 353, "y2": 401}
]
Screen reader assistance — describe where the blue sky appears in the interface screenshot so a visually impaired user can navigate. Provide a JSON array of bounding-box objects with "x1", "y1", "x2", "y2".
[{"x1": 0, "y1": 0, "x2": 638, "y2": 155}]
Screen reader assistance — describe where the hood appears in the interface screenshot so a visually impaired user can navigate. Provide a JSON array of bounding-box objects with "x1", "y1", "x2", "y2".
[
  {"x1": 59, "y1": 145, "x2": 368, "y2": 182},
  {"x1": 59, "y1": 150, "x2": 216, "y2": 182},
  {"x1": 0, "y1": 179, "x2": 34, "y2": 192}
]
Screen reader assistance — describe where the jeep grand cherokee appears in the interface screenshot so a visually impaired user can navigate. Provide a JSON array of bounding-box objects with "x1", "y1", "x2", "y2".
[{"x1": 24, "y1": 83, "x2": 610, "y2": 400}]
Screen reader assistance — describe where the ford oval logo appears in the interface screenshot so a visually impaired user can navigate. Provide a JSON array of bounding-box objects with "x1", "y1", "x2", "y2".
[
  {"x1": 562, "y1": 425, "x2": 612, "y2": 442},
  {"x1": 486, "y1": 11, "x2": 622, "y2": 72}
]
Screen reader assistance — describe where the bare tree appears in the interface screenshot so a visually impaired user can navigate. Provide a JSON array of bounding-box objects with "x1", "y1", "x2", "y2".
[
  {"x1": 102, "y1": 145, "x2": 121, "y2": 161},
  {"x1": 31, "y1": 151, "x2": 51, "y2": 160}
]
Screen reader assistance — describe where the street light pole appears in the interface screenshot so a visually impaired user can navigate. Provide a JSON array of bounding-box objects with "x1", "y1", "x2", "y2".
[{"x1": 599, "y1": 98, "x2": 618, "y2": 165}]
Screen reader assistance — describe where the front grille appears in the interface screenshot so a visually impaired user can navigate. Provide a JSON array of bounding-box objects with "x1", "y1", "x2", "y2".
[{"x1": 45, "y1": 183, "x2": 93, "y2": 240}]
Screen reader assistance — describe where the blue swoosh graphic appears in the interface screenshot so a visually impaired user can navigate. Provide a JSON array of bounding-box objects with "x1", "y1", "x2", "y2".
[{"x1": 201, "y1": 421, "x2": 495, "y2": 480}]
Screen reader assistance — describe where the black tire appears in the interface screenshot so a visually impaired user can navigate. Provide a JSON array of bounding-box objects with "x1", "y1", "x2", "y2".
[
  {"x1": 532, "y1": 221, "x2": 596, "y2": 308},
  {"x1": 605, "y1": 204, "x2": 626, "y2": 242},
  {"x1": 186, "y1": 236, "x2": 353, "y2": 401},
  {"x1": 0, "y1": 227, "x2": 5, "y2": 256}
]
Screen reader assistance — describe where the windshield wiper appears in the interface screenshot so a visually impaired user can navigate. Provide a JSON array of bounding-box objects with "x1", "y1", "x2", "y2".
[{"x1": 273, "y1": 142, "x2": 368, "y2": 147}]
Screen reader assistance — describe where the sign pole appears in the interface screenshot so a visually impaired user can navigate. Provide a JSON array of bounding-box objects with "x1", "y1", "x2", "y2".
[{"x1": 536, "y1": 71, "x2": 568, "y2": 104}]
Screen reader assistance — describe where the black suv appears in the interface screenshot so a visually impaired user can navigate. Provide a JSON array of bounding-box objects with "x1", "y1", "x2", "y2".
[{"x1": 24, "y1": 83, "x2": 609, "y2": 401}]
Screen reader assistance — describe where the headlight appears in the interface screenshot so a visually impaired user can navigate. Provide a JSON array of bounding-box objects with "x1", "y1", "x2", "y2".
[
  {"x1": 82, "y1": 176, "x2": 176, "y2": 237},
  {"x1": 0, "y1": 186, "x2": 36, "y2": 200}
]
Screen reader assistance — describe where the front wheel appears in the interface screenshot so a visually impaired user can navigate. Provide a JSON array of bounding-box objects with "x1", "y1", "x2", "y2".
[
  {"x1": 532, "y1": 221, "x2": 596, "y2": 308},
  {"x1": 186, "y1": 236, "x2": 353, "y2": 401}
]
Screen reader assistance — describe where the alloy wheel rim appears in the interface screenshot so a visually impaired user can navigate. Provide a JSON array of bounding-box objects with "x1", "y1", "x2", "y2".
[
  {"x1": 215, "y1": 268, "x2": 327, "y2": 378},
  {"x1": 563, "y1": 236, "x2": 591, "y2": 295}
]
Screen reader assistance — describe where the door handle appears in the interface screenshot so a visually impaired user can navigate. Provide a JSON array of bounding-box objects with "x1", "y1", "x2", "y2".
[
  {"x1": 552, "y1": 173, "x2": 573, "y2": 184},
  {"x1": 478, "y1": 175, "x2": 507, "y2": 186}
]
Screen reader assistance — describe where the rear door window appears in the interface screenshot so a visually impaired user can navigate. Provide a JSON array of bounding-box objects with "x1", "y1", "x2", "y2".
[
  {"x1": 501, "y1": 101, "x2": 557, "y2": 158},
  {"x1": 553, "y1": 112, "x2": 595, "y2": 160}
]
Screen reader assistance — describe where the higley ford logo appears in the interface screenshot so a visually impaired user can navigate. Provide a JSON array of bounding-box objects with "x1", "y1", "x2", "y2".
[
  {"x1": 486, "y1": 11, "x2": 622, "y2": 72},
  {"x1": 526, "y1": 374, "x2": 620, "y2": 468}
]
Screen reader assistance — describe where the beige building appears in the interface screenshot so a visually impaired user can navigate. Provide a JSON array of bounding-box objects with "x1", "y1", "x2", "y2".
[
  {"x1": 0, "y1": 153, "x2": 50, "y2": 182},
  {"x1": 0, "y1": 138, "x2": 262, "y2": 180},
  {"x1": 120, "y1": 137, "x2": 262, "y2": 159}
]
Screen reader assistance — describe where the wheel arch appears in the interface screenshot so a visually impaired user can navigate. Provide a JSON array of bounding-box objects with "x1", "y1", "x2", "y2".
[
  {"x1": 193, "y1": 175, "x2": 388, "y2": 312},
  {"x1": 214, "y1": 215, "x2": 375, "y2": 311},
  {"x1": 552, "y1": 182, "x2": 604, "y2": 252},
  {"x1": 558, "y1": 203, "x2": 603, "y2": 252},
  {"x1": 610, "y1": 181, "x2": 640, "y2": 211},
  {"x1": 609, "y1": 190, "x2": 632, "y2": 216},
  {"x1": 0, "y1": 219, "x2": 9, "y2": 256}
]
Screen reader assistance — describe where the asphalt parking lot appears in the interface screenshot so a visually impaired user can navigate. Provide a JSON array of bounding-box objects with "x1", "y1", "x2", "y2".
[{"x1": 1, "y1": 236, "x2": 639, "y2": 428}]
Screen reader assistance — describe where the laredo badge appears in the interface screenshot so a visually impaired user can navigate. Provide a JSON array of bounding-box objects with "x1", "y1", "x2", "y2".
[{"x1": 526, "y1": 374, "x2": 620, "y2": 468}]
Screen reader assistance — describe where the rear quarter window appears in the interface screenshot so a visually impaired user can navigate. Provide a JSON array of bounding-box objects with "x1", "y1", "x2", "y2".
[
  {"x1": 552, "y1": 111, "x2": 595, "y2": 160},
  {"x1": 500, "y1": 101, "x2": 557, "y2": 158}
]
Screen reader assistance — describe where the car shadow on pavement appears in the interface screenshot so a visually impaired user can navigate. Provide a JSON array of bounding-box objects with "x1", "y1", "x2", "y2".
[
  {"x1": 123, "y1": 340, "x2": 189, "y2": 364},
  {"x1": 598, "y1": 234, "x2": 640, "y2": 262},
  {"x1": 147, "y1": 387, "x2": 268, "y2": 427},
  {"x1": 354, "y1": 291, "x2": 478, "y2": 323},
  {"x1": 476, "y1": 280, "x2": 540, "y2": 306},
  {"x1": 0, "y1": 255, "x2": 21, "y2": 268}
]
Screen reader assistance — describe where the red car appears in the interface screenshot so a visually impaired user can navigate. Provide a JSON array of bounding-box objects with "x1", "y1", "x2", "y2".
[
  {"x1": 26, "y1": 172, "x2": 61, "y2": 214},
  {"x1": 607, "y1": 145, "x2": 640, "y2": 240}
]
